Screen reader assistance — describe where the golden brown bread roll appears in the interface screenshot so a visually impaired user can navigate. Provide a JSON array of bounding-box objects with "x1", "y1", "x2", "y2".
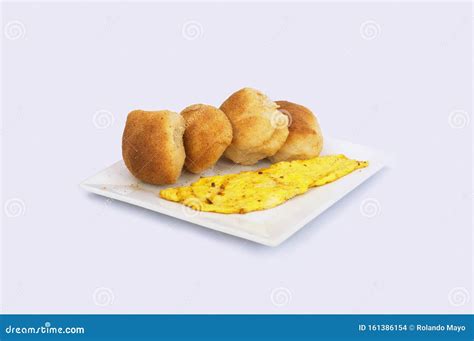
[
  {"x1": 220, "y1": 87, "x2": 289, "y2": 165},
  {"x1": 122, "y1": 110, "x2": 185, "y2": 185},
  {"x1": 181, "y1": 104, "x2": 233, "y2": 174},
  {"x1": 269, "y1": 101, "x2": 323, "y2": 163}
]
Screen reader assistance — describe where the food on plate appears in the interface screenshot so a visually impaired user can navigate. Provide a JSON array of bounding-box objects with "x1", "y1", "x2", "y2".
[
  {"x1": 181, "y1": 104, "x2": 233, "y2": 174},
  {"x1": 160, "y1": 155, "x2": 368, "y2": 214},
  {"x1": 122, "y1": 110, "x2": 185, "y2": 185},
  {"x1": 269, "y1": 100, "x2": 323, "y2": 163},
  {"x1": 220, "y1": 87, "x2": 289, "y2": 165}
]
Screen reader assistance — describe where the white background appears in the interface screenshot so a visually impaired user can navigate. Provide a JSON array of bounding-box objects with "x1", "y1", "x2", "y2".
[{"x1": 1, "y1": 1, "x2": 472, "y2": 314}]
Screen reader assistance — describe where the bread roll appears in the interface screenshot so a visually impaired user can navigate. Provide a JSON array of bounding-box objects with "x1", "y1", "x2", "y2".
[
  {"x1": 181, "y1": 104, "x2": 233, "y2": 174},
  {"x1": 122, "y1": 110, "x2": 185, "y2": 184},
  {"x1": 269, "y1": 101, "x2": 323, "y2": 163},
  {"x1": 220, "y1": 87, "x2": 289, "y2": 165}
]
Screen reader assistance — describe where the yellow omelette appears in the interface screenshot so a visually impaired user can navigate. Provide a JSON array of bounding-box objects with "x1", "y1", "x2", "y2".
[{"x1": 159, "y1": 155, "x2": 368, "y2": 214}]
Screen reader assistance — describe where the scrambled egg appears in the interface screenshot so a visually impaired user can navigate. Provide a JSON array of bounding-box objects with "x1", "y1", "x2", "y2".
[{"x1": 160, "y1": 155, "x2": 368, "y2": 214}]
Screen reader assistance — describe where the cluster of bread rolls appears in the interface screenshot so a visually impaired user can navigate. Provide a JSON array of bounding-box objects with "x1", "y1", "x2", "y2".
[{"x1": 122, "y1": 87, "x2": 323, "y2": 185}]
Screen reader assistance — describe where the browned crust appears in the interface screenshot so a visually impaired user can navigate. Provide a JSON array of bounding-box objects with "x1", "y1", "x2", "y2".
[
  {"x1": 276, "y1": 101, "x2": 317, "y2": 134},
  {"x1": 220, "y1": 88, "x2": 288, "y2": 165},
  {"x1": 220, "y1": 88, "x2": 277, "y2": 150},
  {"x1": 269, "y1": 101, "x2": 323, "y2": 162},
  {"x1": 122, "y1": 110, "x2": 185, "y2": 184},
  {"x1": 181, "y1": 104, "x2": 233, "y2": 174},
  {"x1": 224, "y1": 124, "x2": 289, "y2": 165}
]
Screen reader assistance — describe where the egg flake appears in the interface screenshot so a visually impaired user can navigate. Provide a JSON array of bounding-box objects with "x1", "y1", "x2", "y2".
[{"x1": 159, "y1": 155, "x2": 368, "y2": 214}]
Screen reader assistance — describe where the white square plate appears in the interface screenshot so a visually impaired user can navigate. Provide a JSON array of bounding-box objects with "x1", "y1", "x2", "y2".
[{"x1": 81, "y1": 137, "x2": 385, "y2": 246}]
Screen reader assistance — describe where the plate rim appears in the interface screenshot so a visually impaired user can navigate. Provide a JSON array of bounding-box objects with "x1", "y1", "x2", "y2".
[{"x1": 80, "y1": 137, "x2": 386, "y2": 247}]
